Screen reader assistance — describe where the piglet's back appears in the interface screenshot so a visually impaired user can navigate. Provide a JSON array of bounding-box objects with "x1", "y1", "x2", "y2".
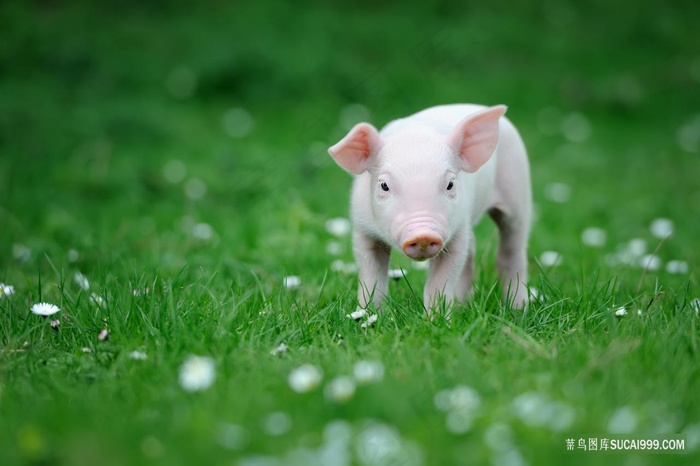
[{"x1": 381, "y1": 104, "x2": 492, "y2": 137}]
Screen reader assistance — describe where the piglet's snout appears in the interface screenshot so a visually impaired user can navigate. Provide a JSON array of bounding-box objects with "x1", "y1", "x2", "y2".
[{"x1": 401, "y1": 233, "x2": 443, "y2": 260}]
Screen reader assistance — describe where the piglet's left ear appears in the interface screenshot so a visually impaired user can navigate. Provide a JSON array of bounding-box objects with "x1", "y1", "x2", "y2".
[
  {"x1": 447, "y1": 105, "x2": 507, "y2": 173},
  {"x1": 328, "y1": 123, "x2": 382, "y2": 175}
]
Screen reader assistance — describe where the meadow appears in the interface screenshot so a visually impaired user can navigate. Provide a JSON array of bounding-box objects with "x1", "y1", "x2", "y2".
[{"x1": 1, "y1": 1, "x2": 699, "y2": 465}]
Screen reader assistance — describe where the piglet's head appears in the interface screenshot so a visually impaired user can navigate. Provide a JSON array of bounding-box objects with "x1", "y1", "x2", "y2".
[{"x1": 329, "y1": 105, "x2": 506, "y2": 260}]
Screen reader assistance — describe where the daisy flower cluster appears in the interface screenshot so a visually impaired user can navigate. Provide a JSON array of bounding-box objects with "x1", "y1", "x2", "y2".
[
  {"x1": 434, "y1": 385, "x2": 483, "y2": 435},
  {"x1": 229, "y1": 418, "x2": 423, "y2": 466},
  {"x1": 325, "y1": 217, "x2": 356, "y2": 275},
  {"x1": 161, "y1": 159, "x2": 222, "y2": 245},
  {"x1": 2, "y1": 265, "x2": 138, "y2": 350},
  {"x1": 539, "y1": 174, "x2": 687, "y2": 272},
  {"x1": 593, "y1": 218, "x2": 689, "y2": 274},
  {"x1": 434, "y1": 383, "x2": 575, "y2": 466},
  {"x1": 346, "y1": 308, "x2": 378, "y2": 329},
  {"x1": 511, "y1": 391, "x2": 576, "y2": 432},
  {"x1": 71, "y1": 270, "x2": 108, "y2": 308},
  {"x1": 535, "y1": 217, "x2": 692, "y2": 300},
  {"x1": 435, "y1": 385, "x2": 576, "y2": 438},
  {"x1": 604, "y1": 402, "x2": 697, "y2": 440},
  {"x1": 287, "y1": 359, "x2": 385, "y2": 404}
]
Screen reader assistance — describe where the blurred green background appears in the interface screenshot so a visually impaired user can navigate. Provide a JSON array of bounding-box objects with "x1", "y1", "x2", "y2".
[
  {"x1": 1, "y1": 1, "x2": 699, "y2": 465},
  {"x1": 2, "y1": 0, "x2": 698, "y2": 273}
]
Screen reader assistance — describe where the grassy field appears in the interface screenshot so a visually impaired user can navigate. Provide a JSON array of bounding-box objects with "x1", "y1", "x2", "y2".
[{"x1": 1, "y1": 1, "x2": 699, "y2": 465}]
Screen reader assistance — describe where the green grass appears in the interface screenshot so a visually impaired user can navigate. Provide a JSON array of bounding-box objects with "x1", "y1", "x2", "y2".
[{"x1": 1, "y1": 0, "x2": 699, "y2": 465}]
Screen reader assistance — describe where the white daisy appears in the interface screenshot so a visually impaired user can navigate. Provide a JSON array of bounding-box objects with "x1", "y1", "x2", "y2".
[
  {"x1": 325, "y1": 376, "x2": 356, "y2": 403},
  {"x1": 0, "y1": 283, "x2": 15, "y2": 297},
  {"x1": 326, "y1": 240, "x2": 343, "y2": 255},
  {"x1": 512, "y1": 391, "x2": 575, "y2": 432},
  {"x1": 283, "y1": 275, "x2": 301, "y2": 290},
  {"x1": 361, "y1": 314, "x2": 378, "y2": 329},
  {"x1": 650, "y1": 218, "x2": 673, "y2": 238},
  {"x1": 539, "y1": 251, "x2": 563, "y2": 267},
  {"x1": 67, "y1": 249, "x2": 79, "y2": 262},
  {"x1": 90, "y1": 293, "x2": 106, "y2": 307},
  {"x1": 179, "y1": 355, "x2": 216, "y2": 392},
  {"x1": 388, "y1": 268, "x2": 406, "y2": 279},
  {"x1": 13, "y1": 243, "x2": 31, "y2": 262},
  {"x1": 613, "y1": 307, "x2": 627, "y2": 316},
  {"x1": 30, "y1": 302, "x2": 61, "y2": 316},
  {"x1": 270, "y1": 343, "x2": 289, "y2": 356},
  {"x1": 330, "y1": 259, "x2": 345, "y2": 272},
  {"x1": 690, "y1": 299, "x2": 700, "y2": 315},
  {"x1": 627, "y1": 238, "x2": 647, "y2": 257},
  {"x1": 129, "y1": 351, "x2": 148, "y2": 360},
  {"x1": 74, "y1": 272, "x2": 90, "y2": 291},
  {"x1": 527, "y1": 287, "x2": 542, "y2": 302},
  {"x1": 288, "y1": 364, "x2": 323, "y2": 393},
  {"x1": 353, "y1": 360, "x2": 385, "y2": 384},
  {"x1": 221, "y1": 108, "x2": 254, "y2": 139},
  {"x1": 98, "y1": 329, "x2": 109, "y2": 341},
  {"x1": 638, "y1": 254, "x2": 661, "y2": 271},
  {"x1": 347, "y1": 309, "x2": 368, "y2": 320},
  {"x1": 581, "y1": 227, "x2": 607, "y2": 247},
  {"x1": 544, "y1": 182, "x2": 571, "y2": 203},
  {"x1": 262, "y1": 411, "x2": 292, "y2": 436},
  {"x1": 325, "y1": 217, "x2": 352, "y2": 237},
  {"x1": 436, "y1": 385, "x2": 483, "y2": 435},
  {"x1": 330, "y1": 260, "x2": 357, "y2": 274},
  {"x1": 484, "y1": 423, "x2": 514, "y2": 451},
  {"x1": 411, "y1": 260, "x2": 430, "y2": 270},
  {"x1": 163, "y1": 159, "x2": 187, "y2": 183},
  {"x1": 561, "y1": 112, "x2": 591, "y2": 142},
  {"x1": 191, "y1": 222, "x2": 214, "y2": 241},
  {"x1": 446, "y1": 409, "x2": 475, "y2": 434},
  {"x1": 448, "y1": 386, "x2": 482, "y2": 412},
  {"x1": 354, "y1": 422, "x2": 408, "y2": 466},
  {"x1": 608, "y1": 405, "x2": 638, "y2": 434},
  {"x1": 216, "y1": 423, "x2": 249, "y2": 451},
  {"x1": 184, "y1": 178, "x2": 207, "y2": 200},
  {"x1": 666, "y1": 260, "x2": 689, "y2": 275},
  {"x1": 132, "y1": 287, "x2": 151, "y2": 296}
]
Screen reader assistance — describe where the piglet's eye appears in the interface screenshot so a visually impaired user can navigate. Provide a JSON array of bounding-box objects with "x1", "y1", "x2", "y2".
[
  {"x1": 446, "y1": 181, "x2": 454, "y2": 191},
  {"x1": 380, "y1": 181, "x2": 390, "y2": 192}
]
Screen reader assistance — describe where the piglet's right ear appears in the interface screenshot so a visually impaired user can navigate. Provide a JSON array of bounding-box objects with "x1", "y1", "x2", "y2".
[{"x1": 328, "y1": 123, "x2": 382, "y2": 175}]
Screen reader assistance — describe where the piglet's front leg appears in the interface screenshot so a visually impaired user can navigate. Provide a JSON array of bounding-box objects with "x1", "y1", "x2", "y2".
[
  {"x1": 423, "y1": 229, "x2": 470, "y2": 314},
  {"x1": 353, "y1": 230, "x2": 391, "y2": 310}
]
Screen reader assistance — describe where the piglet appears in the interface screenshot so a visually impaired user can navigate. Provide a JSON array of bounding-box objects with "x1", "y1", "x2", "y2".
[{"x1": 328, "y1": 104, "x2": 532, "y2": 313}]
